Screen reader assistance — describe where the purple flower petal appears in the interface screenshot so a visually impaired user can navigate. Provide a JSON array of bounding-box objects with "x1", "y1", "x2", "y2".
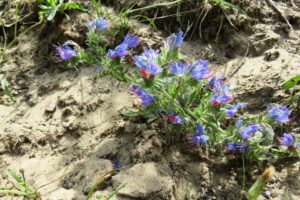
[
  {"x1": 56, "y1": 45, "x2": 77, "y2": 60},
  {"x1": 190, "y1": 60, "x2": 211, "y2": 81},
  {"x1": 192, "y1": 134, "x2": 209, "y2": 145},
  {"x1": 267, "y1": 105, "x2": 291, "y2": 123},
  {"x1": 196, "y1": 124, "x2": 205, "y2": 136},
  {"x1": 227, "y1": 142, "x2": 239, "y2": 152},
  {"x1": 279, "y1": 133, "x2": 294, "y2": 147},
  {"x1": 208, "y1": 76, "x2": 226, "y2": 90},
  {"x1": 88, "y1": 18, "x2": 109, "y2": 31},
  {"x1": 122, "y1": 33, "x2": 140, "y2": 48},
  {"x1": 134, "y1": 49, "x2": 162, "y2": 80},
  {"x1": 225, "y1": 102, "x2": 247, "y2": 117},
  {"x1": 108, "y1": 43, "x2": 128, "y2": 59},
  {"x1": 192, "y1": 124, "x2": 209, "y2": 145},
  {"x1": 131, "y1": 85, "x2": 154, "y2": 107},
  {"x1": 164, "y1": 31, "x2": 184, "y2": 51},
  {"x1": 169, "y1": 62, "x2": 189, "y2": 75},
  {"x1": 240, "y1": 124, "x2": 261, "y2": 140}
]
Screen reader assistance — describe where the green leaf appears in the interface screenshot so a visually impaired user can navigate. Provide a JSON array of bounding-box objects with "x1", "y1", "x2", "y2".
[
  {"x1": 121, "y1": 108, "x2": 140, "y2": 117},
  {"x1": 47, "y1": 8, "x2": 58, "y2": 21},
  {"x1": 64, "y1": 2, "x2": 88, "y2": 12},
  {"x1": 8, "y1": 169, "x2": 24, "y2": 185},
  {"x1": 283, "y1": 75, "x2": 300, "y2": 89},
  {"x1": 0, "y1": 74, "x2": 14, "y2": 103},
  {"x1": 8, "y1": 169, "x2": 35, "y2": 196}
]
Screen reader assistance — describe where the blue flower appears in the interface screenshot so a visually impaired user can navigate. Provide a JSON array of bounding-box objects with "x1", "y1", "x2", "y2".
[
  {"x1": 174, "y1": 31, "x2": 184, "y2": 48},
  {"x1": 225, "y1": 102, "x2": 248, "y2": 117},
  {"x1": 240, "y1": 124, "x2": 261, "y2": 140},
  {"x1": 107, "y1": 33, "x2": 140, "y2": 59},
  {"x1": 108, "y1": 43, "x2": 129, "y2": 59},
  {"x1": 167, "y1": 115, "x2": 183, "y2": 124},
  {"x1": 122, "y1": 33, "x2": 140, "y2": 48},
  {"x1": 227, "y1": 142, "x2": 249, "y2": 153},
  {"x1": 169, "y1": 62, "x2": 189, "y2": 75},
  {"x1": 134, "y1": 49, "x2": 159, "y2": 68},
  {"x1": 267, "y1": 105, "x2": 291, "y2": 123},
  {"x1": 192, "y1": 124, "x2": 209, "y2": 145},
  {"x1": 297, "y1": 142, "x2": 300, "y2": 149},
  {"x1": 279, "y1": 133, "x2": 294, "y2": 147},
  {"x1": 139, "y1": 64, "x2": 162, "y2": 80},
  {"x1": 227, "y1": 142, "x2": 239, "y2": 151},
  {"x1": 208, "y1": 76, "x2": 226, "y2": 90},
  {"x1": 134, "y1": 49, "x2": 162, "y2": 80},
  {"x1": 192, "y1": 134, "x2": 209, "y2": 145},
  {"x1": 211, "y1": 92, "x2": 232, "y2": 107},
  {"x1": 210, "y1": 84, "x2": 232, "y2": 107},
  {"x1": 56, "y1": 45, "x2": 77, "y2": 60},
  {"x1": 88, "y1": 18, "x2": 109, "y2": 31},
  {"x1": 196, "y1": 124, "x2": 205, "y2": 135},
  {"x1": 190, "y1": 60, "x2": 212, "y2": 81},
  {"x1": 131, "y1": 85, "x2": 154, "y2": 107},
  {"x1": 164, "y1": 31, "x2": 183, "y2": 51}
]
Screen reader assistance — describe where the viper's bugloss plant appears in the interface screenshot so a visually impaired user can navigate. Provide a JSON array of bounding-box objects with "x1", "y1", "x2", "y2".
[{"x1": 60, "y1": 17, "x2": 300, "y2": 162}]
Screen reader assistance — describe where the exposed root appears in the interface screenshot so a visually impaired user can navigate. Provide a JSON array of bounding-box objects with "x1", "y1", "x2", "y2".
[
  {"x1": 199, "y1": 3, "x2": 212, "y2": 38},
  {"x1": 291, "y1": 0, "x2": 300, "y2": 10},
  {"x1": 265, "y1": 0, "x2": 294, "y2": 32}
]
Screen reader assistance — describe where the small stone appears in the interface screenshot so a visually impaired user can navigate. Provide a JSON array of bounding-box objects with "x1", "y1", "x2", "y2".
[
  {"x1": 265, "y1": 190, "x2": 271, "y2": 198},
  {"x1": 45, "y1": 102, "x2": 56, "y2": 113}
]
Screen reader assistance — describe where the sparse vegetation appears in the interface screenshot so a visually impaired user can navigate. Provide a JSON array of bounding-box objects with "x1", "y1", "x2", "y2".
[{"x1": 0, "y1": 169, "x2": 40, "y2": 199}]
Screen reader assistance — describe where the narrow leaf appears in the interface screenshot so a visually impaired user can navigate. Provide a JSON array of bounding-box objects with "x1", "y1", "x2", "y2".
[{"x1": 283, "y1": 75, "x2": 300, "y2": 89}]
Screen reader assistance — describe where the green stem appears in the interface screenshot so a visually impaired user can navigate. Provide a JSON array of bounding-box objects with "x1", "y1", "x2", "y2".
[
  {"x1": 14, "y1": 3, "x2": 19, "y2": 43},
  {"x1": 7, "y1": 20, "x2": 43, "y2": 49},
  {"x1": 241, "y1": 153, "x2": 246, "y2": 200},
  {"x1": 92, "y1": 0, "x2": 101, "y2": 18},
  {"x1": 2, "y1": 26, "x2": 7, "y2": 48},
  {"x1": 0, "y1": 189, "x2": 31, "y2": 197}
]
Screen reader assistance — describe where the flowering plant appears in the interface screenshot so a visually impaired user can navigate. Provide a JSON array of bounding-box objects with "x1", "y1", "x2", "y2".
[{"x1": 57, "y1": 17, "x2": 300, "y2": 162}]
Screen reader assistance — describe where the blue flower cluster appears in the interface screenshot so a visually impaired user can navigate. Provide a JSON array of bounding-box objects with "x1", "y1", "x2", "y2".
[
  {"x1": 227, "y1": 104, "x2": 293, "y2": 153},
  {"x1": 134, "y1": 49, "x2": 162, "y2": 80},
  {"x1": 60, "y1": 17, "x2": 299, "y2": 160}
]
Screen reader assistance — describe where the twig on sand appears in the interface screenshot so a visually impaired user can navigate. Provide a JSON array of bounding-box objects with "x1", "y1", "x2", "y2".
[{"x1": 228, "y1": 42, "x2": 250, "y2": 78}]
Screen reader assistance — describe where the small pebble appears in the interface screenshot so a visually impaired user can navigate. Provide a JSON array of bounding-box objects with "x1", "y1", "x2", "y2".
[{"x1": 45, "y1": 102, "x2": 56, "y2": 113}]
